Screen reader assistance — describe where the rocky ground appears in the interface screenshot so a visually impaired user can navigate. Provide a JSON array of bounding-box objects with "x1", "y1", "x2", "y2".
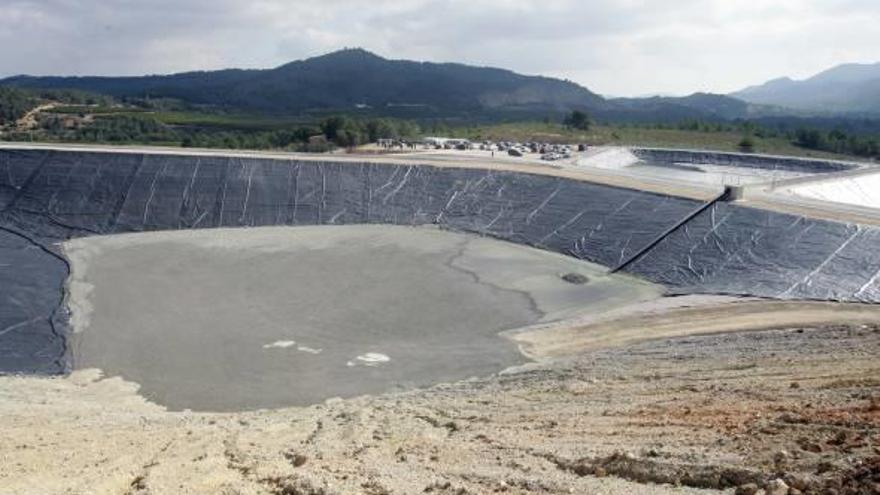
[{"x1": 1, "y1": 316, "x2": 879, "y2": 495}]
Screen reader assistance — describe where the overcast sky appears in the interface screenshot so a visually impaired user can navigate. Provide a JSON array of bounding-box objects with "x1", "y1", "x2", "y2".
[{"x1": 0, "y1": 0, "x2": 877, "y2": 96}]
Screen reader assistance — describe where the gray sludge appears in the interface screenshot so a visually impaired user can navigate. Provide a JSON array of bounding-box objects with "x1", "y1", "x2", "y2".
[{"x1": 1, "y1": 149, "x2": 879, "y2": 374}]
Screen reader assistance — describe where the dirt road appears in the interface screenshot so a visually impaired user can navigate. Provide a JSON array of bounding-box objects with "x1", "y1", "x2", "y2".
[
  {"x1": 512, "y1": 297, "x2": 880, "y2": 358},
  {"x1": 14, "y1": 103, "x2": 58, "y2": 131}
]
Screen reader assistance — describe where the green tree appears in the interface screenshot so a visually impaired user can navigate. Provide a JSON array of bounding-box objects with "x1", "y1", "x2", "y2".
[
  {"x1": 795, "y1": 128, "x2": 825, "y2": 149},
  {"x1": 563, "y1": 110, "x2": 591, "y2": 131},
  {"x1": 0, "y1": 86, "x2": 38, "y2": 125}
]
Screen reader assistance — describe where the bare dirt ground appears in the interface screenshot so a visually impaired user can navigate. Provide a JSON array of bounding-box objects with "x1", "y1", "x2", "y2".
[
  {"x1": 1, "y1": 299, "x2": 879, "y2": 495},
  {"x1": 14, "y1": 103, "x2": 59, "y2": 131},
  {"x1": 511, "y1": 297, "x2": 880, "y2": 358}
]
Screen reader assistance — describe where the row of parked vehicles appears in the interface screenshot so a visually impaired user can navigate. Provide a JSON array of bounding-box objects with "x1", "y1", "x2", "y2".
[
  {"x1": 415, "y1": 138, "x2": 587, "y2": 161},
  {"x1": 480, "y1": 141, "x2": 585, "y2": 161}
]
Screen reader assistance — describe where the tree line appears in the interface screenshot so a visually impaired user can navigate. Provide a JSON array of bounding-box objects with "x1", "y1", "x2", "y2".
[
  {"x1": 794, "y1": 128, "x2": 879, "y2": 158},
  {"x1": 0, "y1": 85, "x2": 115, "y2": 125},
  {"x1": 3, "y1": 92, "x2": 878, "y2": 160},
  {"x1": 8, "y1": 112, "x2": 425, "y2": 151},
  {"x1": 618, "y1": 118, "x2": 879, "y2": 159},
  {"x1": 0, "y1": 86, "x2": 37, "y2": 124}
]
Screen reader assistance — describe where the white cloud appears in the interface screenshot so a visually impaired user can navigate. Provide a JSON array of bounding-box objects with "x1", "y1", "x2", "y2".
[{"x1": 0, "y1": 0, "x2": 877, "y2": 96}]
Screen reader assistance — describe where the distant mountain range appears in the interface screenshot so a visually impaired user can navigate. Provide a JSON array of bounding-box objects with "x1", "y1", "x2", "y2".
[
  {"x1": 2, "y1": 49, "x2": 607, "y2": 120},
  {"x1": 1, "y1": 49, "x2": 877, "y2": 121},
  {"x1": 732, "y1": 63, "x2": 880, "y2": 115}
]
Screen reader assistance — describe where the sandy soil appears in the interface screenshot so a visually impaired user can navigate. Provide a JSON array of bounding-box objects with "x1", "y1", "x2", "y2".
[
  {"x1": 14, "y1": 103, "x2": 58, "y2": 131},
  {"x1": 1, "y1": 299, "x2": 878, "y2": 494},
  {"x1": 511, "y1": 297, "x2": 880, "y2": 358}
]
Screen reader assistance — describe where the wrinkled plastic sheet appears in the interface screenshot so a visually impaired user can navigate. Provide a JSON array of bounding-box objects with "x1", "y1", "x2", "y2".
[
  {"x1": 1, "y1": 149, "x2": 879, "y2": 374},
  {"x1": 632, "y1": 148, "x2": 859, "y2": 173},
  {"x1": 627, "y1": 202, "x2": 880, "y2": 302},
  {"x1": 0, "y1": 229, "x2": 68, "y2": 373}
]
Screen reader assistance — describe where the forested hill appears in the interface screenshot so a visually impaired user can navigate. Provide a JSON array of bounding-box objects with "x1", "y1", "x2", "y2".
[
  {"x1": 2, "y1": 49, "x2": 607, "y2": 118},
  {"x1": 2, "y1": 48, "x2": 763, "y2": 122}
]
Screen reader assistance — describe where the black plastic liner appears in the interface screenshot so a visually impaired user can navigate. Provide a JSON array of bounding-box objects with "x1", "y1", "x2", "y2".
[
  {"x1": 632, "y1": 148, "x2": 859, "y2": 173},
  {"x1": 1, "y1": 149, "x2": 878, "y2": 374}
]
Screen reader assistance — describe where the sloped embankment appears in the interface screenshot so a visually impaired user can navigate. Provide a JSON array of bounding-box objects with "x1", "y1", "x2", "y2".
[{"x1": 1, "y1": 148, "x2": 880, "y2": 374}]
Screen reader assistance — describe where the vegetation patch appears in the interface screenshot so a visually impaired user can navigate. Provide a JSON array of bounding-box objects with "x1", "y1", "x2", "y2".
[{"x1": 1, "y1": 84, "x2": 877, "y2": 161}]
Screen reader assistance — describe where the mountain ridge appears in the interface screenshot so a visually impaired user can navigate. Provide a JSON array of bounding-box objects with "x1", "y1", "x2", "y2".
[
  {"x1": 731, "y1": 62, "x2": 880, "y2": 115},
  {"x1": 2, "y1": 48, "x2": 609, "y2": 119},
  {"x1": 1, "y1": 48, "x2": 839, "y2": 122}
]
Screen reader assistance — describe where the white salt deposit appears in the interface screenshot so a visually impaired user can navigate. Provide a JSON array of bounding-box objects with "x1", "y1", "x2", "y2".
[
  {"x1": 262, "y1": 340, "x2": 296, "y2": 349},
  {"x1": 347, "y1": 353, "x2": 391, "y2": 367},
  {"x1": 297, "y1": 346, "x2": 323, "y2": 354}
]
